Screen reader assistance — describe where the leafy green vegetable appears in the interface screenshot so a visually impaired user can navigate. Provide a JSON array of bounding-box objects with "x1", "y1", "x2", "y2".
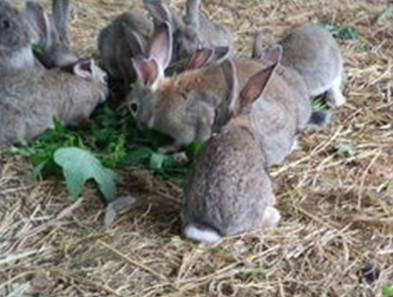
[
  {"x1": 383, "y1": 285, "x2": 393, "y2": 297},
  {"x1": 334, "y1": 143, "x2": 356, "y2": 157},
  {"x1": 32, "y1": 44, "x2": 46, "y2": 55},
  {"x1": 186, "y1": 142, "x2": 203, "y2": 159},
  {"x1": 54, "y1": 147, "x2": 118, "y2": 202}
]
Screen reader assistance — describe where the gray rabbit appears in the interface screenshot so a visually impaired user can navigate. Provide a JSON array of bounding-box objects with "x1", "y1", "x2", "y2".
[
  {"x1": 0, "y1": 59, "x2": 108, "y2": 145},
  {"x1": 181, "y1": 61, "x2": 281, "y2": 243},
  {"x1": 0, "y1": 0, "x2": 35, "y2": 74},
  {"x1": 98, "y1": 10, "x2": 154, "y2": 86}
]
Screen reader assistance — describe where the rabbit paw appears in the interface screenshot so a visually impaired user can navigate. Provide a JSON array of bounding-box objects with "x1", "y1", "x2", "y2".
[{"x1": 261, "y1": 206, "x2": 281, "y2": 228}]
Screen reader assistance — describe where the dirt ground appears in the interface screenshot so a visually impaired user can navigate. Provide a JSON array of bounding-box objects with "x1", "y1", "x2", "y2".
[{"x1": 1, "y1": 0, "x2": 392, "y2": 296}]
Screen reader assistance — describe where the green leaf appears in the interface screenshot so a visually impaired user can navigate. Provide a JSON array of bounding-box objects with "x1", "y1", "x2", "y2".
[
  {"x1": 32, "y1": 44, "x2": 46, "y2": 55},
  {"x1": 186, "y1": 142, "x2": 204, "y2": 159},
  {"x1": 377, "y1": 5, "x2": 393, "y2": 24},
  {"x1": 54, "y1": 147, "x2": 118, "y2": 202},
  {"x1": 334, "y1": 143, "x2": 356, "y2": 157},
  {"x1": 149, "y1": 153, "x2": 167, "y2": 171},
  {"x1": 383, "y1": 285, "x2": 393, "y2": 297}
]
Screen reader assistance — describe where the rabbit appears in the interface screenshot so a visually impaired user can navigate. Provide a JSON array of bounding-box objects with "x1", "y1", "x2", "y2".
[
  {"x1": 278, "y1": 23, "x2": 346, "y2": 107},
  {"x1": 128, "y1": 23, "x2": 304, "y2": 165},
  {"x1": 0, "y1": 0, "x2": 36, "y2": 74},
  {"x1": 0, "y1": 58, "x2": 108, "y2": 145},
  {"x1": 251, "y1": 32, "x2": 330, "y2": 129},
  {"x1": 98, "y1": 10, "x2": 154, "y2": 87},
  {"x1": 23, "y1": 0, "x2": 78, "y2": 69},
  {"x1": 181, "y1": 61, "x2": 281, "y2": 243},
  {"x1": 144, "y1": 0, "x2": 235, "y2": 63}
]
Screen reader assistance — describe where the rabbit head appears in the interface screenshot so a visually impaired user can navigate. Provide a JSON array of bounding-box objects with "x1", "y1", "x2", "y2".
[
  {"x1": 0, "y1": 0, "x2": 31, "y2": 52},
  {"x1": 181, "y1": 61, "x2": 281, "y2": 243},
  {"x1": 98, "y1": 11, "x2": 154, "y2": 85},
  {"x1": 24, "y1": 0, "x2": 77, "y2": 68}
]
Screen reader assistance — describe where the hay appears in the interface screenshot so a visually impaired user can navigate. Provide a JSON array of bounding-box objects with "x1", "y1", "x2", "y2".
[{"x1": 1, "y1": 0, "x2": 393, "y2": 296}]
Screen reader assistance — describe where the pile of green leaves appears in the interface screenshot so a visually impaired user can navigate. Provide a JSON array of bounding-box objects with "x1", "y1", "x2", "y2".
[{"x1": 7, "y1": 103, "x2": 202, "y2": 201}]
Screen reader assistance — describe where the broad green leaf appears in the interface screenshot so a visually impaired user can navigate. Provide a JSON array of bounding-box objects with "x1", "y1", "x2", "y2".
[
  {"x1": 383, "y1": 285, "x2": 393, "y2": 297},
  {"x1": 186, "y1": 142, "x2": 204, "y2": 159},
  {"x1": 54, "y1": 147, "x2": 118, "y2": 202}
]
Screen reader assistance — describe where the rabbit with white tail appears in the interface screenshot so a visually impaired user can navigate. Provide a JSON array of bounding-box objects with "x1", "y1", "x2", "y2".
[
  {"x1": 128, "y1": 22, "x2": 311, "y2": 165},
  {"x1": 252, "y1": 24, "x2": 346, "y2": 107},
  {"x1": 0, "y1": 0, "x2": 36, "y2": 74},
  {"x1": 0, "y1": 58, "x2": 108, "y2": 145},
  {"x1": 24, "y1": 0, "x2": 78, "y2": 69},
  {"x1": 181, "y1": 61, "x2": 281, "y2": 243}
]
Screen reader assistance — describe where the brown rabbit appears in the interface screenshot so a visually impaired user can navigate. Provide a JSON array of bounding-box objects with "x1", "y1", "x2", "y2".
[
  {"x1": 144, "y1": 0, "x2": 234, "y2": 63},
  {"x1": 128, "y1": 26, "x2": 305, "y2": 165},
  {"x1": 0, "y1": 59, "x2": 108, "y2": 145},
  {"x1": 277, "y1": 24, "x2": 345, "y2": 107},
  {"x1": 0, "y1": 0, "x2": 36, "y2": 74},
  {"x1": 181, "y1": 61, "x2": 281, "y2": 243},
  {"x1": 24, "y1": 0, "x2": 78, "y2": 69},
  {"x1": 98, "y1": 10, "x2": 154, "y2": 86}
]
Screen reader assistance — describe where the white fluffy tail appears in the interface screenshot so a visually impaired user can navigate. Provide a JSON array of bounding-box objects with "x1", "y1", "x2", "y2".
[{"x1": 183, "y1": 223, "x2": 222, "y2": 243}]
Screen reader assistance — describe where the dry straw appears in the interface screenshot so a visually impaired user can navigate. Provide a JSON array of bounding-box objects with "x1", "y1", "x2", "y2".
[{"x1": 1, "y1": 0, "x2": 392, "y2": 296}]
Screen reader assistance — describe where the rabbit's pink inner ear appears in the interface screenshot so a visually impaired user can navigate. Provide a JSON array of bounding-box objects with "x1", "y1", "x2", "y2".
[
  {"x1": 260, "y1": 44, "x2": 283, "y2": 65},
  {"x1": 73, "y1": 59, "x2": 93, "y2": 78},
  {"x1": 239, "y1": 63, "x2": 277, "y2": 112},
  {"x1": 132, "y1": 58, "x2": 159, "y2": 87},
  {"x1": 148, "y1": 21, "x2": 173, "y2": 71},
  {"x1": 187, "y1": 49, "x2": 214, "y2": 70}
]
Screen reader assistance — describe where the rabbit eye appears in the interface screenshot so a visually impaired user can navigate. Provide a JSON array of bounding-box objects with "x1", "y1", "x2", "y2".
[
  {"x1": 1, "y1": 20, "x2": 11, "y2": 30},
  {"x1": 130, "y1": 102, "x2": 138, "y2": 113}
]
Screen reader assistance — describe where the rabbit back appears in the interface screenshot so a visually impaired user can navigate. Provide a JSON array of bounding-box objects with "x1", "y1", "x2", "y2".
[
  {"x1": 280, "y1": 24, "x2": 344, "y2": 97},
  {"x1": 182, "y1": 122, "x2": 276, "y2": 238},
  {"x1": 0, "y1": 68, "x2": 107, "y2": 144}
]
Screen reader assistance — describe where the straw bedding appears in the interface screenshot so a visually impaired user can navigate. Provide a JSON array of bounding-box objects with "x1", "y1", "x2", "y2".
[{"x1": 1, "y1": 0, "x2": 392, "y2": 296}]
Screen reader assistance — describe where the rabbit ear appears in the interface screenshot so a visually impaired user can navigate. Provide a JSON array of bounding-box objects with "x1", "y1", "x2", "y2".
[
  {"x1": 24, "y1": 1, "x2": 52, "y2": 48},
  {"x1": 52, "y1": 0, "x2": 71, "y2": 46},
  {"x1": 132, "y1": 57, "x2": 159, "y2": 88},
  {"x1": 122, "y1": 22, "x2": 146, "y2": 54},
  {"x1": 144, "y1": 0, "x2": 172, "y2": 25},
  {"x1": 220, "y1": 59, "x2": 237, "y2": 109},
  {"x1": 213, "y1": 46, "x2": 230, "y2": 62},
  {"x1": 187, "y1": 48, "x2": 213, "y2": 70},
  {"x1": 148, "y1": 21, "x2": 173, "y2": 75},
  {"x1": 259, "y1": 44, "x2": 283, "y2": 65},
  {"x1": 73, "y1": 58, "x2": 94, "y2": 79},
  {"x1": 184, "y1": 0, "x2": 200, "y2": 28},
  {"x1": 239, "y1": 63, "x2": 277, "y2": 114},
  {"x1": 251, "y1": 32, "x2": 264, "y2": 59}
]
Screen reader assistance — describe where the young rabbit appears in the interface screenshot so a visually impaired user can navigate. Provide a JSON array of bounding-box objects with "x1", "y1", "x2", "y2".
[
  {"x1": 128, "y1": 25, "x2": 305, "y2": 165},
  {"x1": 0, "y1": 0, "x2": 36, "y2": 74},
  {"x1": 0, "y1": 59, "x2": 108, "y2": 145},
  {"x1": 252, "y1": 32, "x2": 330, "y2": 129},
  {"x1": 144, "y1": 0, "x2": 234, "y2": 62},
  {"x1": 181, "y1": 61, "x2": 281, "y2": 243},
  {"x1": 24, "y1": 0, "x2": 78, "y2": 69},
  {"x1": 278, "y1": 23, "x2": 346, "y2": 107},
  {"x1": 98, "y1": 10, "x2": 154, "y2": 86}
]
